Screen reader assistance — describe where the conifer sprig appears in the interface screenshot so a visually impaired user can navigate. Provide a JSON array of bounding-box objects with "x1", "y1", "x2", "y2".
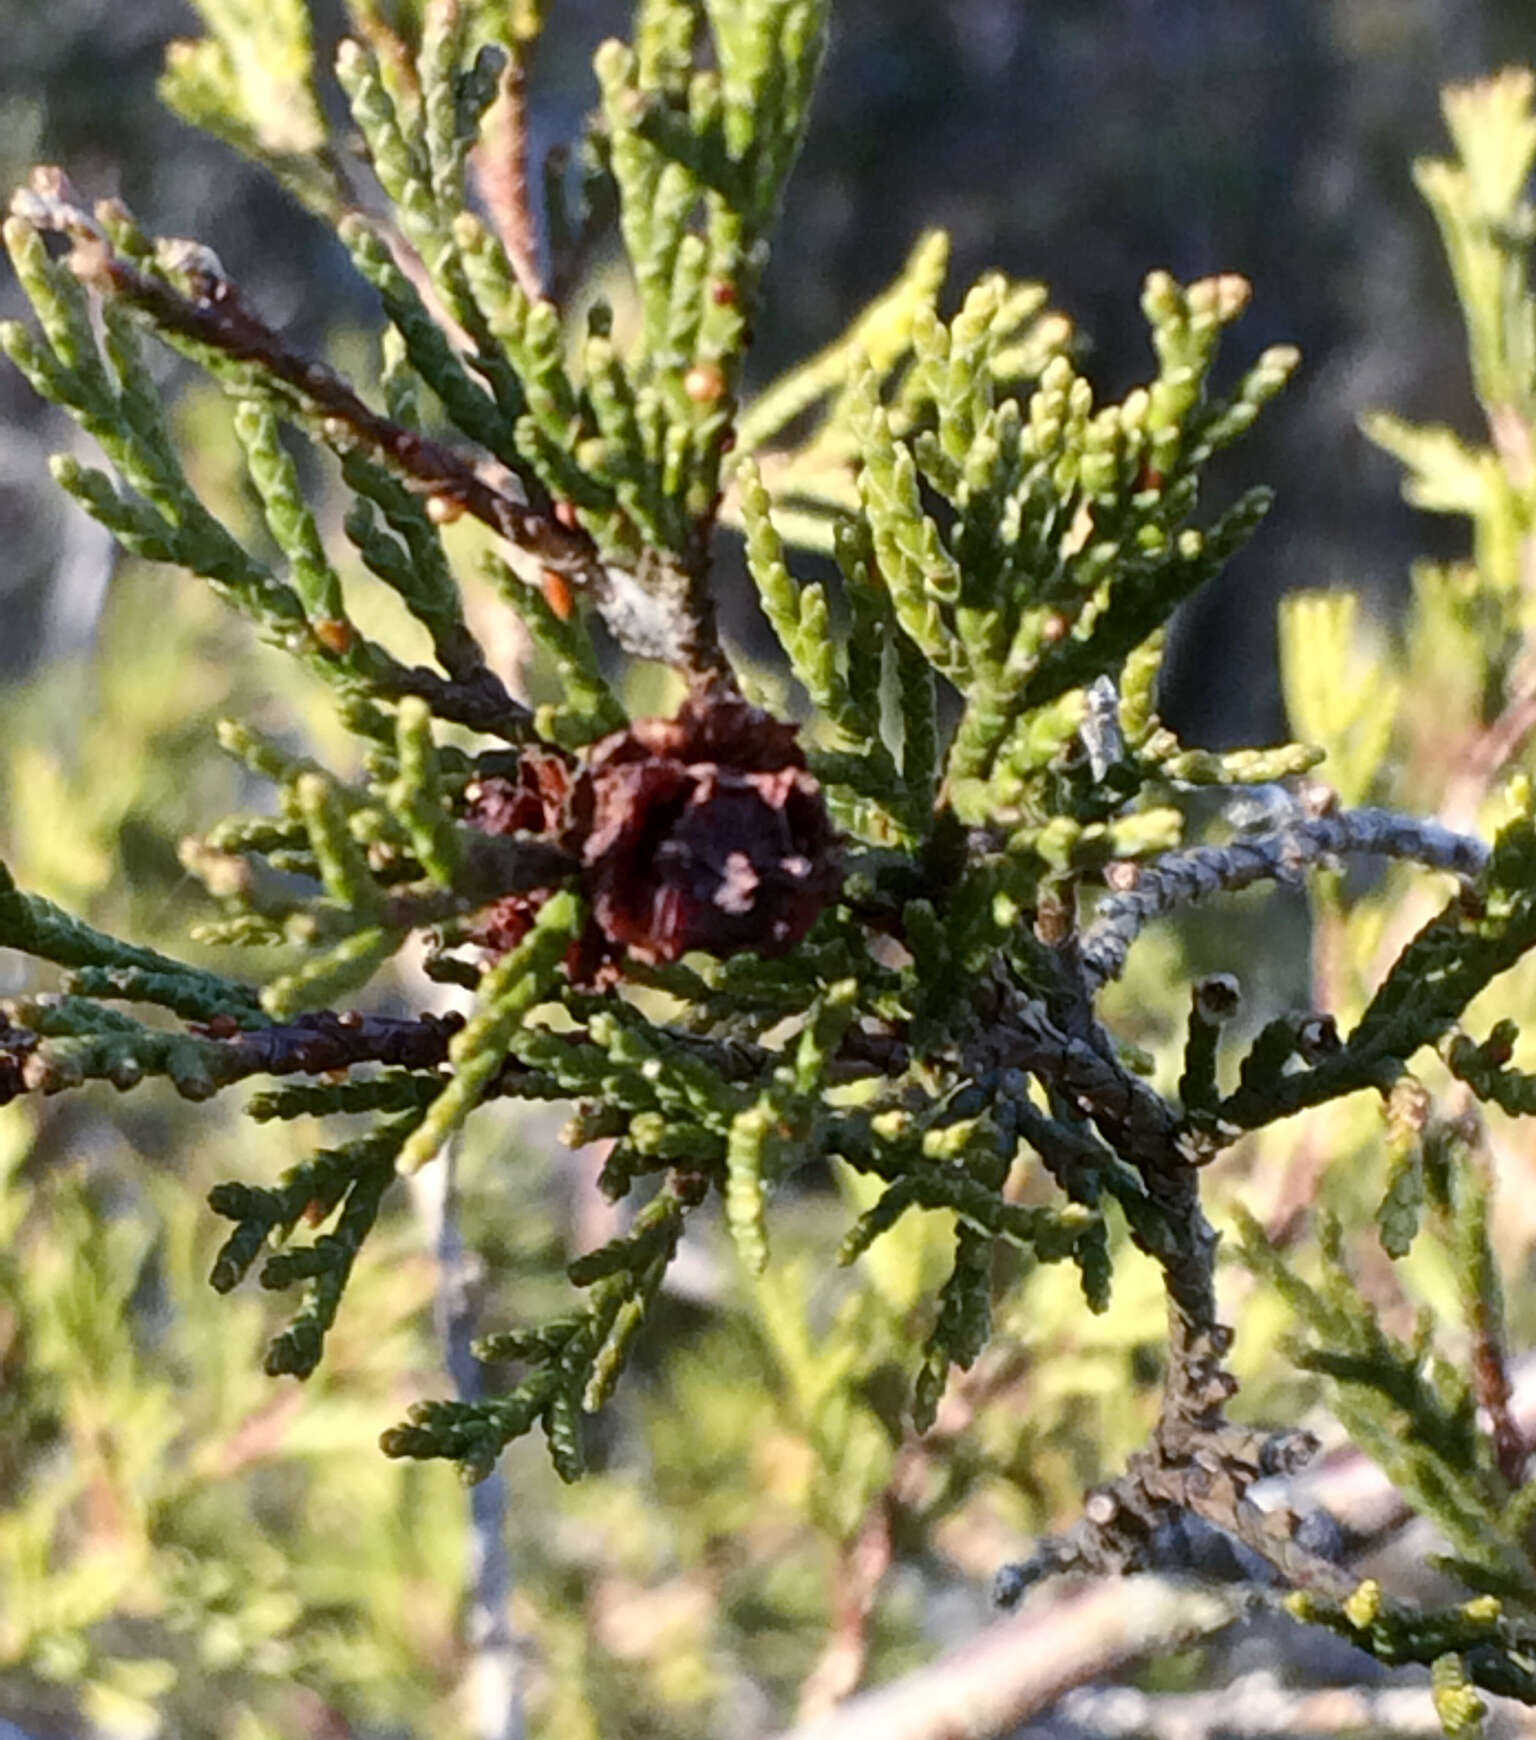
[{"x1": 11, "y1": 14, "x2": 1536, "y2": 1693}]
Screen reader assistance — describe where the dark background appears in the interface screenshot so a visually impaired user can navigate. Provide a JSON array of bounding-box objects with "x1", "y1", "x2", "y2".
[{"x1": 1, "y1": 0, "x2": 1527, "y2": 740}]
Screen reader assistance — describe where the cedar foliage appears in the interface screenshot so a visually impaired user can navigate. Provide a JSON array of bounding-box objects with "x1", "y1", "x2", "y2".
[{"x1": 7, "y1": 4, "x2": 1536, "y2": 1734}]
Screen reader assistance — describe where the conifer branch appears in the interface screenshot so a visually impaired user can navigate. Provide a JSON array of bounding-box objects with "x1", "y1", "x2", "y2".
[
  {"x1": 1079, "y1": 805, "x2": 1489, "y2": 993},
  {"x1": 65, "y1": 219, "x2": 592, "y2": 577},
  {"x1": 14, "y1": 13, "x2": 1536, "y2": 1709}
]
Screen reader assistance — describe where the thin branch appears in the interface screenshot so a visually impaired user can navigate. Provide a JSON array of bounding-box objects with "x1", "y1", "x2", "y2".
[
  {"x1": 768, "y1": 1577, "x2": 1246, "y2": 1740},
  {"x1": 971, "y1": 970, "x2": 1355, "y2": 1604},
  {"x1": 14, "y1": 170, "x2": 589, "y2": 576},
  {"x1": 0, "y1": 972, "x2": 904, "y2": 1107},
  {"x1": 1462, "y1": 1127, "x2": 1527, "y2": 1490},
  {"x1": 378, "y1": 658, "x2": 535, "y2": 741},
  {"x1": 773, "y1": 1352, "x2": 1536, "y2": 1740},
  {"x1": 474, "y1": 55, "x2": 544, "y2": 301},
  {"x1": 1443, "y1": 658, "x2": 1536, "y2": 833},
  {"x1": 1027, "y1": 1674, "x2": 1536, "y2": 1740},
  {"x1": 0, "y1": 1004, "x2": 457, "y2": 1107},
  {"x1": 73, "y1": 244, "x2": 597, "y2": 578},
  {"x1": 797, "y1": 1503, "x2": 894, "y2": 1721},
  {"x1": 191, "y1": 1007, "x2": 465, "y2": 1077},
  {"x1": 19, "y1": 173, "x2": 737, "y2": 682},
  {"x1": 1475, "y1": 1325, "x2": 1525, "y2": 1492},
  {"x1": 412, "y1": 1139, "x2": 525, "y2": 1740},
  {"x1": 797, "y1": 1343, "x2": 1042, "y2": 1711},
  {"x1": 1078, "y1": 807, "x2": 1488, "y2": 994}
]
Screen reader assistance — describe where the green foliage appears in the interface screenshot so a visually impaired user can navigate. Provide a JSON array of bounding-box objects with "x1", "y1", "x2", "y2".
[
  {"x1": 14, "y1": 6, "x2": 1536, "y2": 1733},
  {"x1": 1237, "y1": 1200, "x2": 1536, "y2": 1605},
  {"x1": 1231, "y1": 63, "x2": 1536, "y2": 1713},
  {"x1": 1287, "y1": 1581, "x2": 1534, "y2": 1709},
  {"x1": 0, "y1": 1086, "x2": 469, "y2": 1737}
]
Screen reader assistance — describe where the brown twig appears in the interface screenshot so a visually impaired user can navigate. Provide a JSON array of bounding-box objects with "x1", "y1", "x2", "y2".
[
  {"x1": 377, "y1": 657, "x2": 534, "y2": 741},
  {"x1": 188, "y1": 1007, "x2": 466, "y2": 1077},
  {"x1": 15, "y1": 169, "x2": 583, "y2": 572},
  {"x1": 72, "y1": 245, "x2": 598, "y2": 579},
  {"x1": 346, "y1": 2, "x2": 420, "y2": 108},
  {"x1": 474, "y1": 54, "x2": 544, "y2": 301},
  {"x1": 797, "y1": 1503, "x2": 896, "y2": 1722},
  {"x1": 97, "y1": 242, "x2": 734, "y2": 682},
  {"x1": 796, "y1": 1343, "x2": 1038, "y2": 1709},
  {"x1": 0, "y1": 974, "x2": 904, "y2": 1109},
  {"x1": 0, "y1": 1004, "x2": 456, "y2": 1099},
  {"x1": 1442, "y1": 658, "x2": 1536, "y2": 834},
  {"x1": 1473, "y1": 1320, "x2": 1525, "y2": 1491},
  {"x1": 1462, "y1": 1133, "x2": 1527, "y2": 1490},
  {"x1": 19, "y1": 171, "x2": 736, "y2": 683}
]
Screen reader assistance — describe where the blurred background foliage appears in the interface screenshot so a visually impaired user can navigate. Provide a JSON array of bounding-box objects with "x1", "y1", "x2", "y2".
[{"x1": 10, "y1": 4, "x2": 1536, "y2": 1738}]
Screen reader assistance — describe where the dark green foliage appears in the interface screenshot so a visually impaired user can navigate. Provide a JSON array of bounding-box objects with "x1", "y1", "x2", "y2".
[
  {"x1": 1237, "y1": 1206, "x2": 1536, "y2": 1603},
  {"x1": 207, "y1": 1110, "x2": 426, "y2": 1383},
  {"x1": 387, "y1": 1179, "x2": 696, "y2": 1483}
]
